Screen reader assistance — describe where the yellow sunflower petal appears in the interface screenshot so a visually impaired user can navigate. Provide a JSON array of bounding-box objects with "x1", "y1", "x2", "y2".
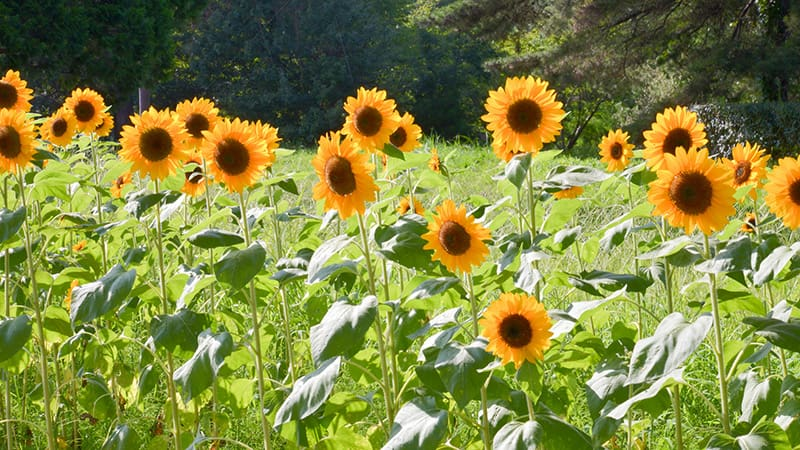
[
  {"x1": 0, "y1": 108, "x2": 36, "y2": 174},
  {"x1": 342, "y1": 87, "x2": 402, "y2": 152},
  {"x1": 479, "y1": 292, "x2": 553, "y2": 369},
  {"x1": 0, "y1": 70, "x2": 33, "y2": 112},
  {"x1": 422, "y1": 199, "x2": 491, "y2": 274},
  {"x1": 119, "y1": 107, "x2": 191, "y2": 181},
  {"x1": 724, "y1": 141, "x2": 770, "y2": 201},
  {"x1": 642, "y1": 106, "x2": 707, "y2": 170},
  {"x1": 63, "y1": 88, "x2": 107, "y2": 133},
  {"x1": 765, "y1": 156, "x2": 800, "y2": 229},
  {"x1": 389, "y1": 112, "x2": 422, "y2": 152},
  {"x1": 175, "y1": 97, "x2": 221, "y2": 150},
  {"x1": 40, "y1": 108, "x2": 77, "y2": 148},
  {"x1": 598, "y1": 129, "x2": 635, "y2": 172},
  {"x1": 201, "y1": 118, "x2": 271, "y2": 193},
  {"x1": 312, "y1": 131, "x2": 378, "y2": 219}
]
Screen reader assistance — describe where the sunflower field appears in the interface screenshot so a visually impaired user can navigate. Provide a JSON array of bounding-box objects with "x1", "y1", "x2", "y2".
[{"x1": 0, "y1": 69, "x2": 799, "y2": 450}]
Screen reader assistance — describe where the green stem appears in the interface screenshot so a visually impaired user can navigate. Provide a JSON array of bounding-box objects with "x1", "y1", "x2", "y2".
[
  {"x1": 704, "y1": 235, "x2": 731, "y2": 434},
  {"x1": 381, "y1": 258, "x2": 401, "y2": 406},
  {"x1": 660, "y1": 218, "x2": 683, "y2": 449},
  {"x1": 17, "y1": 169, "x2": 56, "y2": 450},
  {"x1": 525, "y1": 160, "x2": 542, "y2": 303},
  {"x1": 4, "y1": 370, "x2": 13, "y2": 450},
  {"x1": 90, "y1": 134, "x2": 108, "y2": 273},
  {"x1": 627, "y1": 181, "x2": 644, "y2": 335},
  {"x1": 238, "y1": 191, "x2": 272, "y2": 450},
  {"x1": 4, "y1": 174, "x2": 13, "y2": 450},
  {"x1": 466, "y1": 274, "x2": 492, "y2": 450},
  {"x1": 202, "y1": 161, "x2": 220, "y2": 439}
]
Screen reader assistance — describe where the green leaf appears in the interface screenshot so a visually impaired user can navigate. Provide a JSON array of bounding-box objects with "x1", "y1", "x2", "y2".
[
  {"x1": 754, "y1": 243, "x2": 800, "y2": 286},
  {"x1": 740, "y1": 375, "x2": 781, "y2": 424},
  {"x1": 542, "y1": 199, "x2": 582, "y2": 234},
  {"x1": 408, "y1": 307, "x2": 462, "y2": 340},
  {"x1": 310, "y1": 296, "x2": 377, "y2": 366},
  {"x1": 551, "y1": 225, "x2": 581, "y2": 251},
  {"x1": 217, "y1": 377, "x2": 254, "y2": 416},
  {"x1": 493, "y1": 420, "x2": 542, "y2": 449},
  {"x1": 174, "y1": 330, "x2": 234, "y2": 403},
  {"x1": 123, "y1": 191, "x2": 168, "y2": 219},
  {"x1": 607, "y1": 369, "x2": 684, "y2": 420},
  {"x1": 627, "y1": 313, "x2": 712, "y2": 384},
  {"x1": 569, "y1": 270, "x2": 652, "y2": 296},
  {"x1": 150, "y1": 309, "x2": 209, "y2": 353},
  {"x1": 306, "y1": 235, "x2": 353, "y2": 284},
  {"x1": 707, "y1": 421, "x2": 792, "y2": 450},
  {"x1": 503, "y1": 153, "x2": 531, "y2": 190},
  {"x1": 374, "y1": 215, "x2": 434, "y2": 270},
  {"x1": 187, "y1": 229, "x2": 245, "y2": 249},
  {"x1": 546, "y1": 165, "x2": 610, "y2": 187},
  {"x1": 102, "y1": 424, "x2": 141, "y2": 450},
  {"x1": 274, "y1": 356, "x2": 341, "y2": 428},
  {"x1": 696, "y1": 235, "x2": 752, "y2": 274},
  {"x1": 70, "y1": 265, "x2": 137, "y2": 326},
  {"x1": 276, "y1": 178, "x2": 299, "y2": 195},
  {"x1": 586, "y1": 360, "x2": 628, "y2": 417},
  {"x1": 381, "y1": 143, "x2": 406, "y2": 160},
  {"x1": 382, "y1": 397, "x2": 448, "y2": 450},
  {"x1": 43, "y1": 305, "x2": 72, "y2": 344},
  {"x1": 742, "y1": 317, "x2": 800, "y2": 353},
  {"x1": 77, "y1": 372, "x2": 116, "y2": 420},
  {"x1": 407, "y1": 277, "x2": 463, "y2": 302},
  {"x1": 214, "y1": 243, "x2": 266, "y2": 290},
  {"x1": 0, "y1": 314, "x2": 31, "y2": 363},
  {"x1": 599, "y1": 219, "x2": 632, "y2": 252},
  {"x1": 0, "y1": 207, "x2": 25, "y2": 245},
  {"x1": 636, "y1": 235, "x2": 693, "y2": 260},
  {"x1": 535, "y1": 405, "x2": 593, "y2": 450},
  {"x1": 434, "y1": 339, "x2": 493, "y2": 408},
  {"x1": 31, "y1": 161, "x2": 79, "y2": 202}
]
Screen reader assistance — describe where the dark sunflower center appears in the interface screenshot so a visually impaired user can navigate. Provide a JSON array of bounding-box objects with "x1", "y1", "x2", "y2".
[
  {"x1": 789, "y1": 180, "x2": 800, "y2": 206},
  {"x1": 506, "y1": 99, "x2": 542, "y2": 134},
  {"x1": 354, "y1": 106, "x2": 383, "y2": 137},
  {"x1": 115, "y1": 176, "x2": 125, "y2": 189},
  {"x1": 324, "y1": 156, "x2": 357, "y2": 196},
  {"x1": 0, "y1": 82, "x2": 18, "y2": 109},
  {"x1": 662, "y1": 128, "x2": 692, "y2": 155},
  {"x1": 74, "y1": 100, "x2": 96, "y2": 122},
  {"x1": 139, "y1": 128, "x2": 173, "y2": 162},
  {"x1": 499, "y1": 314, "x2": 533, "y2": 348},
  {"x1": 185, "y1": 113, "x2": 210, "y2": 139},
  {"x1": 668, "y1": 171, "x2": 713, "y2": 215},
  {"x1": 733, "y1": 162, "x2": 751, "y2": 185},
  {"x1": 52, "y1": 118, "x2": 68, "y2": 137},
  {"x1": 390, "y1": 126, "x2": 407, "y2": 148},
  {"x1": 610, "y1": 143, "x2": 623, "y2": 159},
  {"x1": 438, "y1": 220, "x2": 471, "y2": 256},
  {"x1": 0, "y1": 126, "x2": 22, "y2": 159},
  {"x1": 215, "y1": 138, "x2": 250, "y2": 176},
  {"x1": 185, "y1": 163, "x2": 204, "y2": 184}
]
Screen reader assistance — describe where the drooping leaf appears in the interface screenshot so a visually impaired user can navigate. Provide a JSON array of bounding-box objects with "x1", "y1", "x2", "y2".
[
  {"x1": 382, "y1": 397, "x2": 448, "y2": 450},
  {"x1": 101, "y1": 424, "x2": 141, "y2": 450},
  {"x1": 408, "y1": 307, "x2": 462, "y2": 340},
  {"x1": 607, "y1": 369, "x2": 684, "y2": 420},
  {"x1": 0, "y1": 314, "x2": 31, "y2": 363},
  {"x1": 70, "y1": 265, "x2": 136, "y2": 326},
  {"x1": 754, "y1": 243, "x2": 800, "y2": 286},
  {"x1": 187, "y1": 229, "x2": 245, "y2": 249},
  {"x1": 546, "y1": 165, "x2": 610, "y2": 187},
  {"x1": 213, "y1": 243, "x2": 266, "y2": 291},
  {"x1": 310, "y1": 296, "x2": 377, "y2": 366},
  {"x1": 434, "y1": 338, "x2": 493, "y2": 408},
  {"x1": 150, "y1": 309, "x2": 209, "y2": 353},
  {"x1": 740, "y1": 374, "x2": 781, "y2": 425},
  {"x1": 274, "y1": 356, "x2": 341, "y2": 428},
  {"x1": 535, "y1": 404, "x2": 593, "y2": 450},
  {"x1": 0, "y1": 207, "x2": 25, "y2": 245},
  {"x1": 406, "y1": 277, "x2": 462, "y2": 302},
  {"x1": 636, "y1": 235, "x2": 694, "y2": 260},
  {"x1": 742, "y1": 317, "x2": 800, "y2": 353},
  {"x1": 599, "y1": 219, "x2": 632, "y2": 252},
  {"x1": 695, "y1": 235, "x2": 753, "y2": 274},
  {"x1": 503, "y1": 153, "x2": 531, "y2": 190},
  {"x1": 707, "y1": 421, "x2": 792, "y2": 450},
  {"x1": 569, "y1": 270, "x2": 651, "y2": 297},
  {"x1": 306, "y1": 235, "x2": 353, "y2": 284},
  {"x1": 174, "y1": 330, "x2": 234, "y2": 403},
  {"x1": 374, "y1": 215, "x2": 434, "y2": 270},
  {"x1": 493, "y1": 420, "x2": 542, "y2": 450}
]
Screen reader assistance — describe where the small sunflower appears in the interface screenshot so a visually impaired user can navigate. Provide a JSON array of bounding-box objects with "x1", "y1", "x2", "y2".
[
  {"x1": 312, "y1": 131, "x2": 378, "y2": 219},
  {"x1": 175, "y1": 97, "x2": 220, "y2": 150},
  {"x1": 422, "y1": 199, "x2": 491, "y2": 274},
  {"x1": 95, "y1": 111, "x2": 114, "y2": 138},
  {"x1": 397, "y1": 196, "x2": 424, "y2": 215},
  {"x1": 764, "y1": 156, "x2": 800, "y2": 229},
  {"x1": 63, "y1": 88, "x2": 107, "y2": 133},
  {"x1": 40, "y1": 108, "x2": 77, "y2": 147},
  {"x1": 741, "y1": 212, "x2": 757, "y2": 233},
  {"x1": 0, "y1": 70, "x2": 33, "y2": 112},
  {"x1": 0, "y1": 108, "x2": 36, "y2": 174},
  {"x1": 181, "y1": 159, "x2": 207, "y2": 197},
  {"x1": 492, "y1": 140, "x2": 526, "y2": 163},
  {"x1": 642, "y1": 106, "x2": 707, "y2": 170},
  {"x1": 342, "y1": 87, "x2": 401, "y2": 152},
  {"x1": 648, "y1": 147, "x2": 735, "y2": 235},
  {"x1": 480, "y1": 292, "x2": 553, "y2": 369},
  {"x1": 482, "y1": 76, "x2": 565, "y2": 155},
  {"x1": 598, "y1": 129, "x2": 635, "y2": 172},
  {"x1": 65, "y1": 279, "x2": 80, "y2": 313},
  {"x1": 119, "y1": 107, "x2": 190, "y2": 181},
  {"x1": 201, "y1": 118, "x2": 270, "y2": 193},
  {"x1": 429, "y1": 147, "x2": 441, "y2": 172},
  {"x1": 111, "y1": 171, "x2": 133, "y2": 199},
  {"x1": 72, "y1": 240, "x2": 87, "y2": 252},
  {"x1": 554, "y1": 186, "x2": 583, "y2": 199},
  {"x1": 253, "y1": 120, "x2": 280, "y2": 170},
  {"x1": 723, "y1": 142, "x2": 770, "y2": 200},
  {"x1": 389, "y1": 112, "x2": 422, "y2": 152}
]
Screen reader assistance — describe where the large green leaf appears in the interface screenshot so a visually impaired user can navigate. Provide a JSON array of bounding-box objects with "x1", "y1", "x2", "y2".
[
  {"x1": 214, "y1": 243, "x2": 266, "y2": 291},
  {"x1": 374, "y1": 215, "x2": 434, "y2": 270},
  {"x1": 493, "y1": 420, "x2": 542, "y2": 449},
  {"x1": 306, "y1": 235, "x2": 353, "y2": 284},
  {"x1": 586, "y1": 359, "x2": 628, "y2": 417},
  {"x1": 742, "y1": 317, "x2": 800, "y2": 353},
  {"x1": 740, "y1": 374, "x2": 781, "y2": 425},
  {"x1": 753, "y1": 243, "x2": 800, "y2": 286},
  {"x1": 70, "y1": 265, "x2": 137, "y2": 326},
  {"x1": 77, "y1": 372, "x2": 116, "y2": 420},
  {"x1": 150, "y1": 309, "x2": 209, "y2": 353},
  {"x1": 310, "y1": 296, "x2": 377, "y2": 366},
  {"x1": 101, "y1": 424, "x2": 141, "y2": 450},
  {"x1": 502, "y1": 153, "x2": 532, "y2": 189},
  {"x1": 607, "y1": 369, "x2": 684, "y2": 421},
  {"x1": 274, "y1": 356, "x2": 341, "y2": 428},
  {"x1": 707, "y1": 421, "x2": 792, "y2": 450},
  {"x1": 542, "y1": 199, "x2": 582, "y2": 234},
  {"x1": 636, "y1": 235, "x2": 693, "y2": 260},
  {"x1": 569, "y1": 270, "x2": 652, "y2": 296},
  {"x1": 382, "y1": 397, "x2": 448, "y2": 450},
  {"x1": 123, "y1": 191, "x2": 168, "y2": 219},
  {"x1": 0, "y1": 207, "x2": 25, "y2": 245},
  {"x1": 546, "y1": 165, "x2": 610, "y2": 187},
  {"x1": 535, "y1": 405, "x2": 593, "y2": 450},
  {"x1": 187, "y1": 229, "x2": 245, "y2": 249},
  {"x1": 627, "y1": 313, "x2": 712, "y2": 384},
  {"x1": 408, "y1": 307, "x2": 462, "y2": 340},
  {"x1": 43, "y1": 305, "x2": 72, "y2": 344},
  {"x1": 599, "y1": 219, "x2": 632, "y2": 252},
  {"x1": 0, "y1": 314, "x2": 31, "y2": 363},
  {"x1": 696, "y1": 235, "x2": 753, "y2": 274},
  {"x1": 31, "y1": 162, "x2": 79, "y2": 202},
  {"x1": 174, "y1": 330, "x2": 233, "y2": 403},
  {"x1": 434, "y1": 339, "x2": 493, "y2": 409}
]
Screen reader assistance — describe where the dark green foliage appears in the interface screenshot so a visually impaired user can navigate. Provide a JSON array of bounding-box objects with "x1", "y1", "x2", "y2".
[{"x1": 693, "y1": 103, "x2": 800, "y2": 158}]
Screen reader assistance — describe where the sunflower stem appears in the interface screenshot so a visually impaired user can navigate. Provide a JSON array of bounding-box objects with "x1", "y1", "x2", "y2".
[
  {"x1": 154, "y1": 179, "x2": 183, "y2": 450},
  {"x1": 659, "y1": 218, "x2": 683, "y2": 448},
  {"x1": 3, "y1": 174, "x2": 13, "y2": 450},
  {"x1": 202, "y1": 160, "x2": 220, "y2": 440},
  {"x1": 627, "y1": 180, "x2": 644, "y2": 336},
  {"x1": 525, "y1": 160, "x2": 542, "y2": 303},
  {"x1": 90, "y1": 133, "x2": 109, "y2": 274},
  {"x1": 238, "y1": 191, "x2": 273, "y2": 450},
  {"x1": 17, "y1": 169, "x2": 56, "y2": 450},
  {"x1": 704, "y1": 234, "x2": 731, "y2": 434},
  {"x1": 466, "y1": 273, "x2": 492, "y2": 450},
  {"x1": 381, "y1": 258, "x2": 401, "y2": 407}
]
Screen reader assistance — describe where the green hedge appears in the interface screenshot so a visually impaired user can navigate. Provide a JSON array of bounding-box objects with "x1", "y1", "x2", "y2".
[{"x1": 692, "y1": 103, "x2": 800, "y2": 159}]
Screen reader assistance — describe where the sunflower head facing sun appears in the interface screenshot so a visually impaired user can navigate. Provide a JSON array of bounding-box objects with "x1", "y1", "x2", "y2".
[
  {"x1": 598, "y1": 129, "x2": 635, "y2": 172},
  {"x1": 312, "y1": 131, "x2": 378, "y2": 219},
  {"x1": 389, "y1": 112, "x2": 422, "y2": 152},
  {"x1": 111, "y1": 171, "x2": 133, "y2": 199},
  {"x1": 201, "y1": 118, "x2": 270, "y2": 193},
  {"x1": 253, "y1": 120, "x2": 280, "y2": 169},
  {"x1": 643, "y1": 106, "x2": 707, "y2": 170},
  {"x1": 482, "y1": 76, "x2": 565, "y2": 156},
  {"x1": 342, "y1": 87, "x2": 401, "y2": 152},
  {"x1": 64, "y1": 88, "x2": 107, "y2": 133},
  {"x1": 0, "y1": 70, "x2": 33, "y2": 112},
  {"x1": 119, "y1": 107, "x2": 190, "y2": 181},
  {"x1": 422, "y1": 199, "x2": 491, "y2": 274},
  {"x1": 648, "y1": 146, "x2": 735, "y2": 235},
  {"x1": 175, "y1": 97, "x2": 220, "y2": 150},
  {"x1": 0, "y1": 108, "x2": 36, "y2": 174},
  {"x1": 480, "y1": 292, "x2": 553, "y2": 369},
  {"x1": 397, "y1": 196, "x2": 424, "y2": 215},
  {"x1": 723, "y1": 141, "x2": 770, "y2": 200},
  {"x1": 95, "y1": 111, "x2": 114, "y2": 138},
  {"x1": 764, "y1": 156, "x2": 800, "y2": 230},
  {"x1": 40, "y1": 108, "x2": 77, "y2": 148}
]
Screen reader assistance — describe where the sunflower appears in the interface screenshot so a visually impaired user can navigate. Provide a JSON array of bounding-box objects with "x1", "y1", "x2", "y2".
[
  {"x1": 648, "y1": 147, "x2": 735, "y2": 235},
  {"x1": 723, "y1": 142, "x2": 770, "y2": 201},
  {"x1": 65, "y1": 279, "x2": 80, "y2": 314},
  {"x1": 741, "y1": 212, "x2": 757, "y2": 233},
  {"x1": 764, "y1": 156, "x2": 800, "y2": 229},
  {"x1": 482, "y1": 76, "x2": 565, "y2": 155},
  {"x1": 0, "y1": 108, "x2": 36, "y2": 174},
  {"x1": 111, "y1": 171, "x2": 133, "y2": 199},
  {"x1": 422, "y1": 199, "x2": 491, "y2": 274},
  {"x1": 181, "y1": 158, "x2": 207, "y2": 197},
  {"x1": 480, "y1": 292, "x2": 553, "y2": 369},
  {"x1": 95, "y1": 111, "x2": 114, "y2": 138},
  {"x1": 72, "y1": 240, "x2": 87, "y2": 252},
  {"x1": 175, "y1": 97, "x2": 220, "y2": 150},
  {"x1": 40, "y1": 108, "x2": 77, "y2": 147},
  {"x1": 554, "y1": 186, "x2": 583, "y2": 199},
  {"x1": 598, "y1": 129, "x2": 635, "y2": 172},
  {"x1": 312, "y1": 131, "x2": 378, "y2": 219},
  {"x1": 397, "y1": 196, "x2": 424, "y2": 215},
  {"x1": 389, "y1": 112, "x2": 422, "y2": 152},
  {"x1": 342, "y1": 87, "x2": 401, "y2": 152},
  {"x1": 119, "y1": 107, "x2": 190, "y2": 181},
  {"x1": 0, "y1": 70, "x2": 33, "y2": 112},
  {"x1": 642, "y1": 106, "x2": 707, "y2": 170},
  {"x1": 201, "y1": 118, "x2": 270, "y2": 193},
  {"x1": 63, "y1": 88, "x2": 107, "y2": 133},
  {"x1": 253, "y1": 120, "x2": 280, "y2": 170},
  {"x1": 492, "y1": 140, "x2": 526, "y2": 163},
  {"x1": 429, "y1": 147, "x2": 441, "y2": 172}
]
